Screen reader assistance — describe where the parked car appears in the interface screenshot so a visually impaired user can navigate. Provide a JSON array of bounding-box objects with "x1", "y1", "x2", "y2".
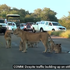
[
  {"x1": 20, "y1": 23, "x2": 26, "y2": 30},
  {"x1": 32, "y1": 21, "x2": 66, "y2": 32},
  {"x1": 7, "y1": 22, "x2": 17, "y2": 31},
  {"x1": 0, "y1": 19, "x2": 7, "y2": 34},
  {"x1": 23, "y1": 22, "x2": 34, "y2": 31}
]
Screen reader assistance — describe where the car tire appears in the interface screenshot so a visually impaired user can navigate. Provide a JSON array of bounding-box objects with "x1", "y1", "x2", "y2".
[
  {"x1": 32, "y1": 28, "x2": 36, "y2": 33},
  {"x1": 12, "y1": 29, "x2": 14, "y2": 31},
  {"x1": 24, "y1": 29, "x2": 27, "y2": 31},
  {"x1": 52, "y1": 29, "x2": 55, "y2": 31},
  {"x1": 40, "y1": 28, "x2": 43, "y2": 32}
]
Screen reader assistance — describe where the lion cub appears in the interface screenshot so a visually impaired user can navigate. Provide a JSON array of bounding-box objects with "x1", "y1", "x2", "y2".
[
  {"x1": 48, "y1": 40, "x2": 61, "y2": 53},
  {"x1": 19, "y1": 40, "x2": 39, "y2": 51},
  {"x1": 27, "y1": 41, "x2": 39, "y2": 48},
  {"x1": 4, "y1": 30, "x2": 12, "y2": 48}
]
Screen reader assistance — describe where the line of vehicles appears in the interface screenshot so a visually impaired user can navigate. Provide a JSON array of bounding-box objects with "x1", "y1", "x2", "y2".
[
  {"x1": 20, "y1": 21, "x2": 66, "y2": 32},
  {"x1": 0, "y1": 19, "x2": 17, "y2": 34},
  {"x1": 0, "y1": 13, "x2": 66, "y2": 34},
  {"x1": 0, "y1": 19, "x2": 66, "y2": 34}
]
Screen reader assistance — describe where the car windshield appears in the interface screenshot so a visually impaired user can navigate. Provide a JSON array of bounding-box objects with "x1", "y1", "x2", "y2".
[
  {"x1": 20, "y1": 23, "x2": 26, "y2": 26},
  {"x1": 52, "y1": 22, "x2": 62, "y2": 26},
  {"x1": 8, "y1": 23, "x2": 12, "y2": 25},
  {"x1": 23, "y1": 23, "x2": 26, "y2": 25},
  {"x1": 0, "y1": 20, "x2": 4, "y2": 23}
]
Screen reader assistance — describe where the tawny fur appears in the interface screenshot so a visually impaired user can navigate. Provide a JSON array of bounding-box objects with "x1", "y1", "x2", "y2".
[
  {"x1": 4, "y1": 30, "x2": 12, "y2": 48},
  {"x1": 49, "y1": 40, "x2": 61, "y2": 53},
  {"x1": 13, "y1": 28, "x2": 52, "y2": 53}
]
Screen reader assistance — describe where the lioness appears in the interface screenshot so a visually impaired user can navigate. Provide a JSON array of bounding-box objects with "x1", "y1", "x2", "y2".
[
  {"x1": 13, "y1": 28, "x2": 52, "y2": 53},
  {"x1": 4, "y1": 30, "x2": 12, "y2": 48},
  {"x1": 19, "y1": 40, "x2": 23, "y2": 51}
]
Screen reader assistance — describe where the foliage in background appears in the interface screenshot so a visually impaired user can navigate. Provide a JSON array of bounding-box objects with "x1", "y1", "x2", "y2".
[
  {"x1": 49, "y1": 30, "x2": 70, "y2": 38},
  {"x1": 59, "y1": 30, "x2": 70, "y2": 38},
  {"x1": 0, "y1": 4, "x2": 58, "y2": 23},
  {"x1": 0, "y1": 4, "x2": 70, "y2": 29},
  {"x1": 58, "y1": 12, "x2": 70, "y2": 29}
]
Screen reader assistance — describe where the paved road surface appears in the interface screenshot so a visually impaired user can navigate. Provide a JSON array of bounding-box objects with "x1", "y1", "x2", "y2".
[{"x1": 0, "y1": 34, "x2": 70, "y2": 70}]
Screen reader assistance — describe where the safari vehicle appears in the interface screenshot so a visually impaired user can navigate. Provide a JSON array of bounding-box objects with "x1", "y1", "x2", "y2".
[
  {"x1": 6, "y1": 14, "x2": 20, "y2": 27},
  {"x1": 0, "y1": 19, "x2": 7, "y2": 34},
  {"x1": 32, "y1": 21, "x2": 66, "y2": 32}
]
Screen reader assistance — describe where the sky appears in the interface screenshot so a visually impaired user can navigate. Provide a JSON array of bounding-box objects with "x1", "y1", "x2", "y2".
[{"x1": 0, "y1": 0, "x2": 70, "y2": 19}]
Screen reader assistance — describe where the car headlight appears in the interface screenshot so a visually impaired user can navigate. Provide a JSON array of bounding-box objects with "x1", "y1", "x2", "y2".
[
  {"x1": 9, "y1": 27, "x2": 12, "y2": 29},
  {"x1": 31, "y1": 26, "x2": 33, "y2": 28},
  {"x1": 24, "y1": 26, "x2": 26, "y2": 28}
]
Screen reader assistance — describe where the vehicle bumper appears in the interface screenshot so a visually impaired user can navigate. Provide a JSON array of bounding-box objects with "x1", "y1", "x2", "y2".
[
  {"x1": 0, "y1": 27, "x2": 7, "y2": 33},
  {"x1": 55, "y1": 28, "x2": 66, "y2": 31},
  {"x1": 24, "y1": 28, "x2": 33, "y2": 31}
]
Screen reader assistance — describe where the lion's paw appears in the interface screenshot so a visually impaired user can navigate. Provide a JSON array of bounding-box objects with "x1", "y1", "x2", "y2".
[
  {"x1": 22, "y1": 51, "x2": 27, "y2": 53},
  {"x1": 43, "y1": 51, "x2": 46, "y2": 53}
]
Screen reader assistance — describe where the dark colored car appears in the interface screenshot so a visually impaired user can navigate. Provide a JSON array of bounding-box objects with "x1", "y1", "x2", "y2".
[
  {"x1": 0, "y1": 19, "x2": 7, "y2": 34},
  {"x1": 23, "y1": 22, "x2": 34, "y2": 31}
]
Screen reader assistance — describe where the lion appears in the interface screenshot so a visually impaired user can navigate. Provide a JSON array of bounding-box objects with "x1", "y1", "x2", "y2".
[
  {"x1": 54, "y1": 44, "x2": 62, "y2": 53},
  {"x1": 19, "y1": 40, "x2": 23, "y2": 51},
  {"x1": 49, "y1": 40, "x2": 70, "y2": 53},
  {"x1": 13, "y1": 28, "x2": 52, "y2": 53},
  {"x1": 19, "y1": 41, "x2": 39, "y2": 51},
  {"x1": 48, "y1": 40, "x2": 61, "y2": 53},
  {"x1": 4, "y1": 30, "x2": 12, "y2": 48}
]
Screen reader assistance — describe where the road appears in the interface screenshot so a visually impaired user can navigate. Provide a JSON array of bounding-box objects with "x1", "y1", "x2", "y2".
[{"x1": 0, "y1": 33, "x2": 70, "y2": 70}]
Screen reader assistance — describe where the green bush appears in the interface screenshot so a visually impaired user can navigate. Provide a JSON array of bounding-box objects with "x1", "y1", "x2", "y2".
[
  {"x1": 50, "y1": 30, "x2": 70, "y2": 38},
  {"x1": 59, "y1": 30, "x2": 70, "y2": 38},
  {"x1": 51, "y1": 31, "x2": 63, "y2": 36}
]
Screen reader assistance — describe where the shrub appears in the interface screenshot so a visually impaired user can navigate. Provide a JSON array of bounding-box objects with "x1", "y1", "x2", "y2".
[
  {"x1": 59, "y1": 30, "x2": 70, "y2": 38},
  {"x1": 51, "y1": 31, "x2": 63, "y2": 36}
]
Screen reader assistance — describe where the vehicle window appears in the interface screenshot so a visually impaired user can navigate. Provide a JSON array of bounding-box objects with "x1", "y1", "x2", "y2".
[
  {"x1": 49, "y1": 23, "x2": 52, "y2": 26},
  {"x1": 36, "y1": 22, "x2": 38, "y2": 25},
  {"x1": 46, "y1": 22, "x2": 48, "y2": 25},
  {"x1": 8, "y1": 23, "x2": 12, "y2": 25},
  {"x1": 13, "y1": 24, "x2": 15, "y2": 26},
  {"x1": 52, "y1": 22, "x2": 62, "y2": 26},
  {"x1": 20, "y1": 24, "x2": 23, "y2": 26},
  {"x1": 23, "y1": 23, "x2": 26, "y2": 25},
  {"x1": 41, "y1": 21, "x2": 45, "y2": 24},
  {"x1": 20, "y1": 23, "x2": 26, "y2": 26},
  {"x1": 0, "y1": 20, "x2": 4, "y2": 23}
]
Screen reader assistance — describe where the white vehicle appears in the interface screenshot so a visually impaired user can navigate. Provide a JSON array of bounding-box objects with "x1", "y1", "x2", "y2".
[
  {"x1": 32, "y1": 21, "x2": 66, "y2": 32},
  {"x1": 0, "y1": 19, "x2": 7, "y2": 34},
  {"x1": 7, "y1": 22, "x2": 17, "y2": 30}
]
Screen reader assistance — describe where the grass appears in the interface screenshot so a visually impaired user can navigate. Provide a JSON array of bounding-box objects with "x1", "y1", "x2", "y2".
[{"x1": 48, "y1": 30, "x2": 70, "y2": 38}]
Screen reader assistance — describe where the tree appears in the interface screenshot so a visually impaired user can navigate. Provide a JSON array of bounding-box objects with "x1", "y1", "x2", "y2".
[
  {"x1": 0, "y1": 4, "x2": 10, "y2": 12},
  {"x1": 58, "y1": 12, "x2": 70, "y2": 29},
  {"x1": 0, "y1": 4, "x2": 11, "y2": 18},
  {"x1": 34, "y1": 8, "x2": 42, "y2": 18},
  {"x1": 41, "y1": 7, "x2": 58, "y2": 21},
  {"x1": 34, "y1": 7, "x2": 58, "y2": 21},
  {"x1": 0, "y1": 4, "x2": 58, "y2": 23}
]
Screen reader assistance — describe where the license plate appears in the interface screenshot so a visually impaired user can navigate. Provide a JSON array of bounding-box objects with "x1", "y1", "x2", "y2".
[{"x1": 27, "y1": 25, "x2": 30, "y2": 28}]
